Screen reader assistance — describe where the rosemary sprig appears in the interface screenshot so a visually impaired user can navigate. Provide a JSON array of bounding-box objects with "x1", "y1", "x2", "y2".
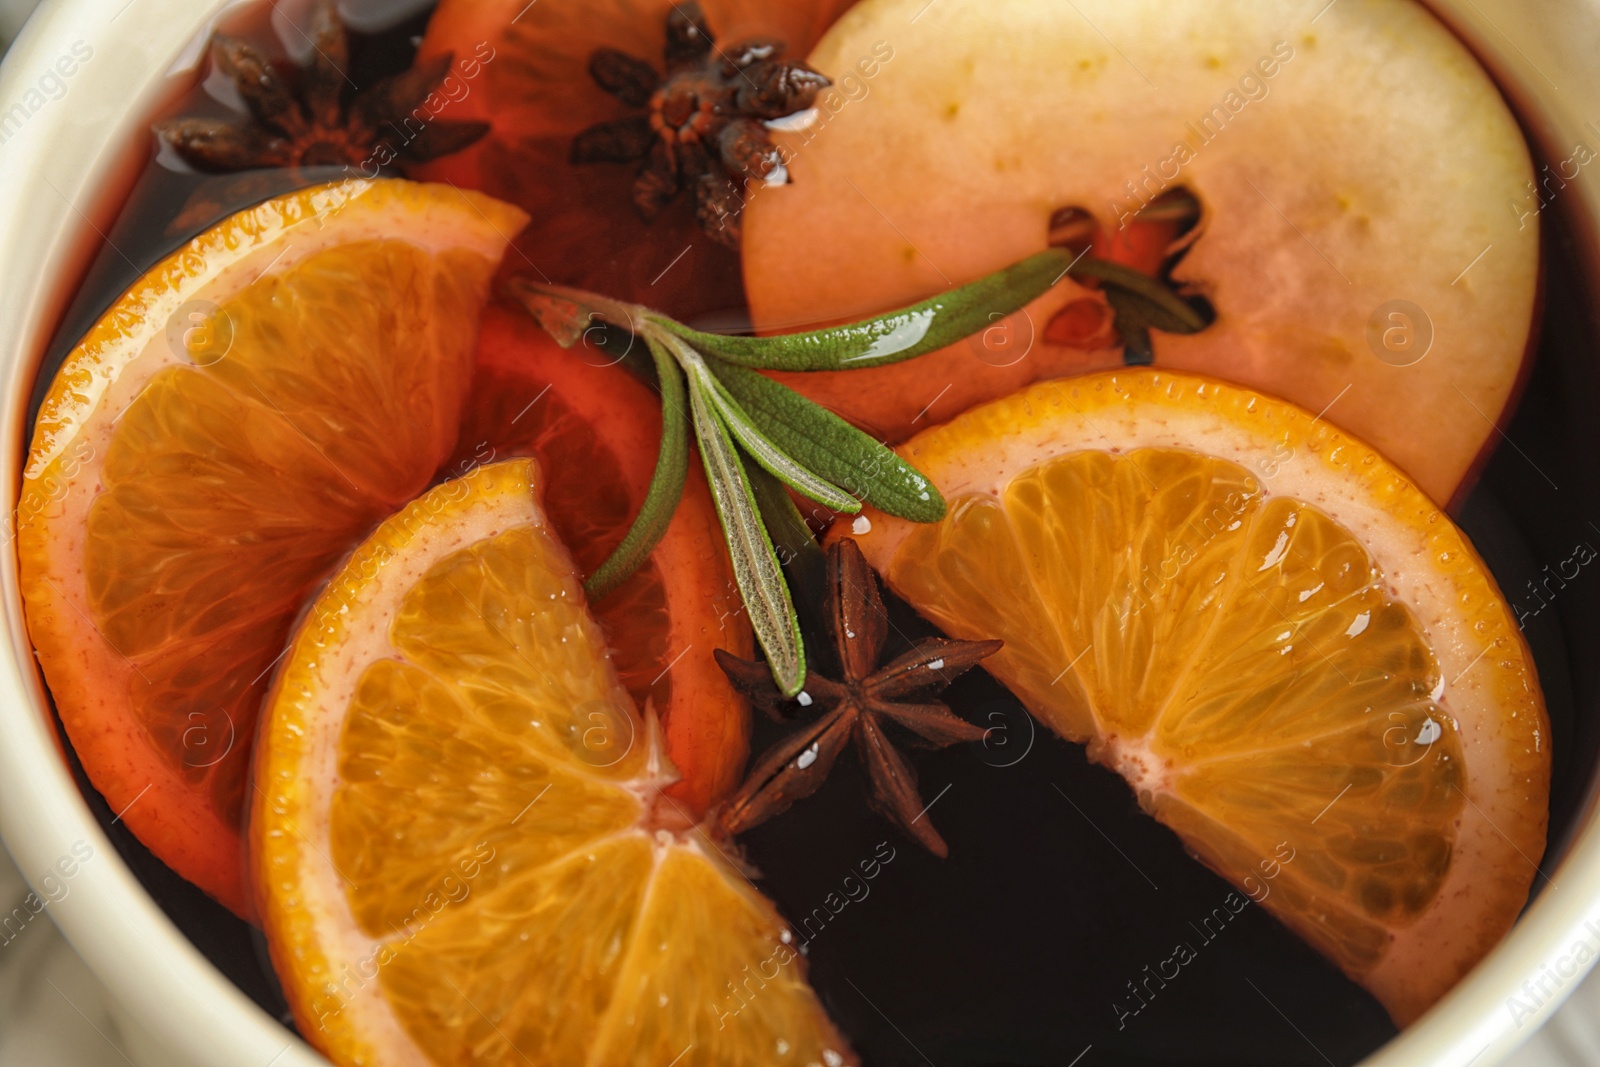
[
  {"x1": 582, "y1": 334, "x2": 690, "y2": 599},
  {"x1": 508, "y1": 247, "x2": 1139, "y2": 695},
  {"x1": 684, "y1": 350, "x2": 808, "y2": 691},
  {"x1": 651, "y1": 250, "x2": 1072, "y2": 371}
]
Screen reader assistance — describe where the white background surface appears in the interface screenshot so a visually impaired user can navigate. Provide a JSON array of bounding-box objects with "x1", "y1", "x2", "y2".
[{"x1": 0, "y1": 0, "x2": 1597, "y2": 1063}]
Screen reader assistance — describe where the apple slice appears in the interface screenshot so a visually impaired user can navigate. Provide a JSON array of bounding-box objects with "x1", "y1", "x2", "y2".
[{"x1": 743, "y1": 0, "x2": 1539, "y2": 505}]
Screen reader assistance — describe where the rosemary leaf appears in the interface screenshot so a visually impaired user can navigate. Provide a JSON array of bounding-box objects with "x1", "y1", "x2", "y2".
[
  {"x1": 670, "y1": 340, "x2": 861, "y2": 514},
  {"x1": 1066, "y1": 255, "x2": 1207, "y2": 335},
  {"x1": 712, "y1": 388, "x2": 863, "y2": 514},
  {"x1": 741, "y1": 454, "x2": 829, "y2": 654},
  {"x1": 710, "y1": 359, "x2": 946, "y2": 523},
  {"x1": 741, "y1": 455, "x2": 823, "y2": 574},
  {"x1": 649, "y1": 249, "x2": 1072, "y2": 372},
  {"x1": 687, "y1": 366, "x2": 806, "y2": 695},
  {"x1": 583, "y1": 334, "x2": 690, "y2": 601}
]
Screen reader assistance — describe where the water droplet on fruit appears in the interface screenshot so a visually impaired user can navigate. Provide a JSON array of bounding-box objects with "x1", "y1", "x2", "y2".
[{"x1": 765, "y1": 108, "x2": 819, "y2": 133}]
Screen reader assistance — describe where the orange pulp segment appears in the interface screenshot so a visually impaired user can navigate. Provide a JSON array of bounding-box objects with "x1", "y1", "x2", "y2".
[{"x1": 254, "y1": 459, "x2": 855, "y2": 1066}]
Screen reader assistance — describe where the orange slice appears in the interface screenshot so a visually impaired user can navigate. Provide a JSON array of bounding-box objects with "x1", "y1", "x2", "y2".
[
  {"x1": 845, "y1": 369, "x2": 1549, "y2": 1024},
  {"x1": 452, "y1": 303, "x2": 753, "y2": 813},
  {"x1": 254, "y1": 459, "x2": 854, "y2": 1066},
  {"x1": 18, "y1": 179, "x2": 527, "y2": 916}
]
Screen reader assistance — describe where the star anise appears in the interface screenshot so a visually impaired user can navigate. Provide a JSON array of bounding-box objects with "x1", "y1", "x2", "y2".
[
  {"x1": 154, "y1": 0, "x2": 489, "y2": 174},
  {"x1": 571, "y1": 1, "x2": 832, "y2": 248},
  {"x1": 715, "y1": 538, "x2": 1002, "y2": 857}
]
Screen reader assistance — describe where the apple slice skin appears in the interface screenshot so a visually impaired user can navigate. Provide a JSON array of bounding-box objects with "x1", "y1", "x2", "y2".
[{"x1": 743, "y1": 0, "x2": 1538, "y2": 505}]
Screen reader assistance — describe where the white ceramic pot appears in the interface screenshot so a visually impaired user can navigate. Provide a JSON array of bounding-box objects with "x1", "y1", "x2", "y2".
[{"x1": 0, "y1": 2, "x2": 1596, "y2": 1066}]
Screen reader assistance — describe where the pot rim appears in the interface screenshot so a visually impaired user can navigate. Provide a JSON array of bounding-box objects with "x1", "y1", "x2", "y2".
[{"x1": 0, "y1": 3, "x2": 1595, "y2": 1066}]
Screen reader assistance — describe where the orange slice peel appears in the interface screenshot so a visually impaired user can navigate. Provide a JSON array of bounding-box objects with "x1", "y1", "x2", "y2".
[
  {"x1": 19, "y1": 178, "x2": 527, "y2": 915},
  {"x1": 844, "y1": 368, "x2": 1549, "y2": 1023},
  {"x1": 254, "y1": 459, "x2": 854, "y2": 1065}
]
